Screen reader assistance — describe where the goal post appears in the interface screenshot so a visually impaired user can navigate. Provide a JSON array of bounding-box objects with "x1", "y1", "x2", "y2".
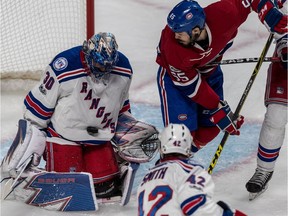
[
  {"x1": 86, "y1": 0, "x2": 95, "y2": 40},
  {"x1": 0, "y1": 0, "x2": 95, "y2": 86}
]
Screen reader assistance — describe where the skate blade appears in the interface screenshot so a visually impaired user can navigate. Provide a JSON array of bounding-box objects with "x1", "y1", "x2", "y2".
[{"x1": 248, "y1": 185, "x2": 268, "y2": 201}]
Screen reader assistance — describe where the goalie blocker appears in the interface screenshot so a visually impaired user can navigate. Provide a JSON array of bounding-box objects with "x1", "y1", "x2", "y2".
[{"x1": 1, "y1": 114, "x2": 159, "y2": 211}]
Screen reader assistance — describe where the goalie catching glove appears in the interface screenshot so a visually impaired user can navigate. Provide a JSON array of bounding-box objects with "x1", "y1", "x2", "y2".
[
  {"x1": 209, "y1": 101, "x2": 244, "y2": 135},
  {"x1": 112, "y1": 113, "x2": 160, "y2": 163}
]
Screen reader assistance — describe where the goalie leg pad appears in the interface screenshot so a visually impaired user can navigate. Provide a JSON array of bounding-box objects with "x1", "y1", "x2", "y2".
[
  {"x1": 94, "y1": 162, "x2": 139, "y2": 206},
  {"x1": 120, "y1": 162, "x2": 139, "y2": 206},
  {"x1": 13, "y1": 168, "x2": 98, "y2": 211},
  {"x1": 1, "y1": 119, "x2": 46, "y2": 176}
]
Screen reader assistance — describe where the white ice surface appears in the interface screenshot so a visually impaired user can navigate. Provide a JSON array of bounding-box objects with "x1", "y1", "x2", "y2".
[{"x1": 1, "y1": 0, "x2": 287, "y2": 215}]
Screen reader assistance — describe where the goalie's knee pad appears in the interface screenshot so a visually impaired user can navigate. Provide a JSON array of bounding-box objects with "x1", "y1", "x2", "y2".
[{"x1": 1, "y1": 119, "x2": 46, "y2": 176}]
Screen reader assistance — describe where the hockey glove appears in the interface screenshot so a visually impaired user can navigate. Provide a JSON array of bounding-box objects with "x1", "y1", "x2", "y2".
[
  {"x1": 112, "y1": 112, "x2": 160, "y2": 163},
  {"x1": 256, "y1": 0, "x2": 288, "y2": 34},
  {"x1": 209, "y1": 101, "x2": 244, "y2": 135},
  {"x1": 276, "y1": 35, "x2": 288, "y2": 69},
  {"x1": 217, "y1": 201, "x2": 247, "y2": 216}
]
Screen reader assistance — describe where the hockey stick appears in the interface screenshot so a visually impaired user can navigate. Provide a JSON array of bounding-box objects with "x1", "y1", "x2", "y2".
[
  {"x1": 209, "y1": 56, "x2": 279, "y2": 65},
  {"x1": 207, "y1": 33, "x2": 274, "y2": 174}
]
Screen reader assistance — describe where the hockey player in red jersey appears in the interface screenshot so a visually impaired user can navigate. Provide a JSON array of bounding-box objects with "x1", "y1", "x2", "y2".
[
  {"x1": 137, "y1": 123, "x2": 247, "y2": 216},
  {"x1": 246, "y1": 0, "x2": 288, "y2": 200},
  {"x1": 156, "y1": 0, "x2": 288, "y2": 153}
]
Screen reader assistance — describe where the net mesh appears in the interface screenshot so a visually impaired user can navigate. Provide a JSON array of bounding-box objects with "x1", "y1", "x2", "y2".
[{"x1": 1, "y1": 0, "x2": 88, "y2": 87}]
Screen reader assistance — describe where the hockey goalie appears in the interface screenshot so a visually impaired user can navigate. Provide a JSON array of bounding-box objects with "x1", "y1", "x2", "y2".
[
  {"x1": 0, "y1": 32, "x2": 160, "y2": 211},
  {"x1": 1, "y1": 115, "x2": 159, "y2": 211}
]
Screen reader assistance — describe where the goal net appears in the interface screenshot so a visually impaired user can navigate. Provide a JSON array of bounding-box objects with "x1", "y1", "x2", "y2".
[{"x1": 1, "y1": 0, "x2": 94, "y2": 90}]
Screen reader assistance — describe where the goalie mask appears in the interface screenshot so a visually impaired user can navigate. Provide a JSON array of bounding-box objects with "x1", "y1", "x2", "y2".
[
  {"x1": 160, "y1": 123, "x2": 193, "y2": 158},
  {"x1": 83, "y1": 32, "x2": 119, "y2": 78}
]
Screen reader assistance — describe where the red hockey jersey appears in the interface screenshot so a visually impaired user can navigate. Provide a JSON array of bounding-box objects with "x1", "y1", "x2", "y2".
[{"x1": 156, "y1": 0, "x2": 259, "y2": 109}]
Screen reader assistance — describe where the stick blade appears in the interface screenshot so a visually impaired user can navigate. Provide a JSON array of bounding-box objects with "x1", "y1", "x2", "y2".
[{"x1": 1, "y1": 178, "x2": 14, "y2": 200}]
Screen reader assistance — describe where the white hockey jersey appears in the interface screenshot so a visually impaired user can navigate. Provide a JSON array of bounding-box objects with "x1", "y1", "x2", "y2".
[
  {"x1": 23, "y1": 46, "x2": 132, "y2": 145},
  {"x1": 137, "y1": 157, "x2": 225, "y2": 216}
]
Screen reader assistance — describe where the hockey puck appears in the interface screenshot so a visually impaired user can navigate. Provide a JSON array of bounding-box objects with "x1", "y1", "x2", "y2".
[{"x1": 87, "y1": 126, "x2": 98, "y2": 135}]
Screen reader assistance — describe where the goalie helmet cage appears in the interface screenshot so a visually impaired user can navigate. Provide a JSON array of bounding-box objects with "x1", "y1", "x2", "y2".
[{"x1": 0, "y1": 0, "x2": 94, "y2": 90}]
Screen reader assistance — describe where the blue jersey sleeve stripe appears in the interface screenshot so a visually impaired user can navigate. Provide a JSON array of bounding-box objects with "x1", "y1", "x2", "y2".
[
  {"x1": 24, "y1": 100, "x2": 52, "y2": 120},
  {"x1": 57, "y1": 69, "x2": 88, "y2": 83},
  {"x1": 24, "y1": 92, "x2": 54, "y2": 120},
  {"x1": 119, "y1": 100, "x2": 131, "y2": 114},
  {"x1": 26, "y1": 92, "x2": 54, "y2": 112},
  {"x1": 59, "y1": 73, "x2": 88, "y2": 83},
  {"x1": 111, "y1": 66, "x2": 132, "y2": 78},
  {"x1": 181, "y1": 194, "x2": 206, "y2": 215},
  {"x1": 110, "y1": 71, "x2": 132, "y2": 78}
]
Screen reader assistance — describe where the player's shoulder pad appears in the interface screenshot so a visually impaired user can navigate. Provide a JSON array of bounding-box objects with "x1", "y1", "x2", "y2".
[
  {"x1": 173, "y1": 159, "x2": 207, "y2": 176},
  {"x1": 111, "y1": 51, "x2": 133, "y2": 78},
  {"x1": 49, "y1": 46, "x2": 88, "y2": 83},
  {"x1": 167, "y1": 159, "x2": 195, "y2": 173},
  {"x1": 187, "y1": 160, "x2": 205, "y2": 169}
]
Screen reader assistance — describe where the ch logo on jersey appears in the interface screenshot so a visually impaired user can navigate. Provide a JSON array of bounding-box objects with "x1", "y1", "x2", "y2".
[{"x1": 53, "y1": 57, "x2": 68, "y2": 71}]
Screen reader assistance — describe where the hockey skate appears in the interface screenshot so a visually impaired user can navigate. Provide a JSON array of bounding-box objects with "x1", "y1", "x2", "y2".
[{"x1": 245, "y1": 168, "x2": 273, "y2": 201}]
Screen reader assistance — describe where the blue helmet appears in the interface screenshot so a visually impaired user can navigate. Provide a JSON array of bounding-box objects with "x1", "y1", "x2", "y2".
[
  {"x1": 167, "y1": 0, "x2": 206, "y2": 34},
  {"x1": 83, "y1": 32, "x2": 119, "y2": 78}
]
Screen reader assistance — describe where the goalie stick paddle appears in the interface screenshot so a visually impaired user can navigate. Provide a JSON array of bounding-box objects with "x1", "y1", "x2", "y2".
[{"x1": 207, "y1": 33, "x2": 274, "y2": 175}]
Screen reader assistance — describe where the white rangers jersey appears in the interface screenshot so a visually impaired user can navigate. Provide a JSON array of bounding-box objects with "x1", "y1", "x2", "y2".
[
  {"x1": 23, "y1": 46, "x2": 132, "y2": 145},
  {"x1": 137, "y1": 157, "x2": 225, "y2": 216}
]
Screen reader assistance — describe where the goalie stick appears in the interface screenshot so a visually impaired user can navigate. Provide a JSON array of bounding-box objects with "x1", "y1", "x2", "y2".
[
  {"x1": 1, "y1": 155, "x2": 33, "y2": 200},
  {"x1": 207, "y1": 33, "x2": 274, "y2": 174}
]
